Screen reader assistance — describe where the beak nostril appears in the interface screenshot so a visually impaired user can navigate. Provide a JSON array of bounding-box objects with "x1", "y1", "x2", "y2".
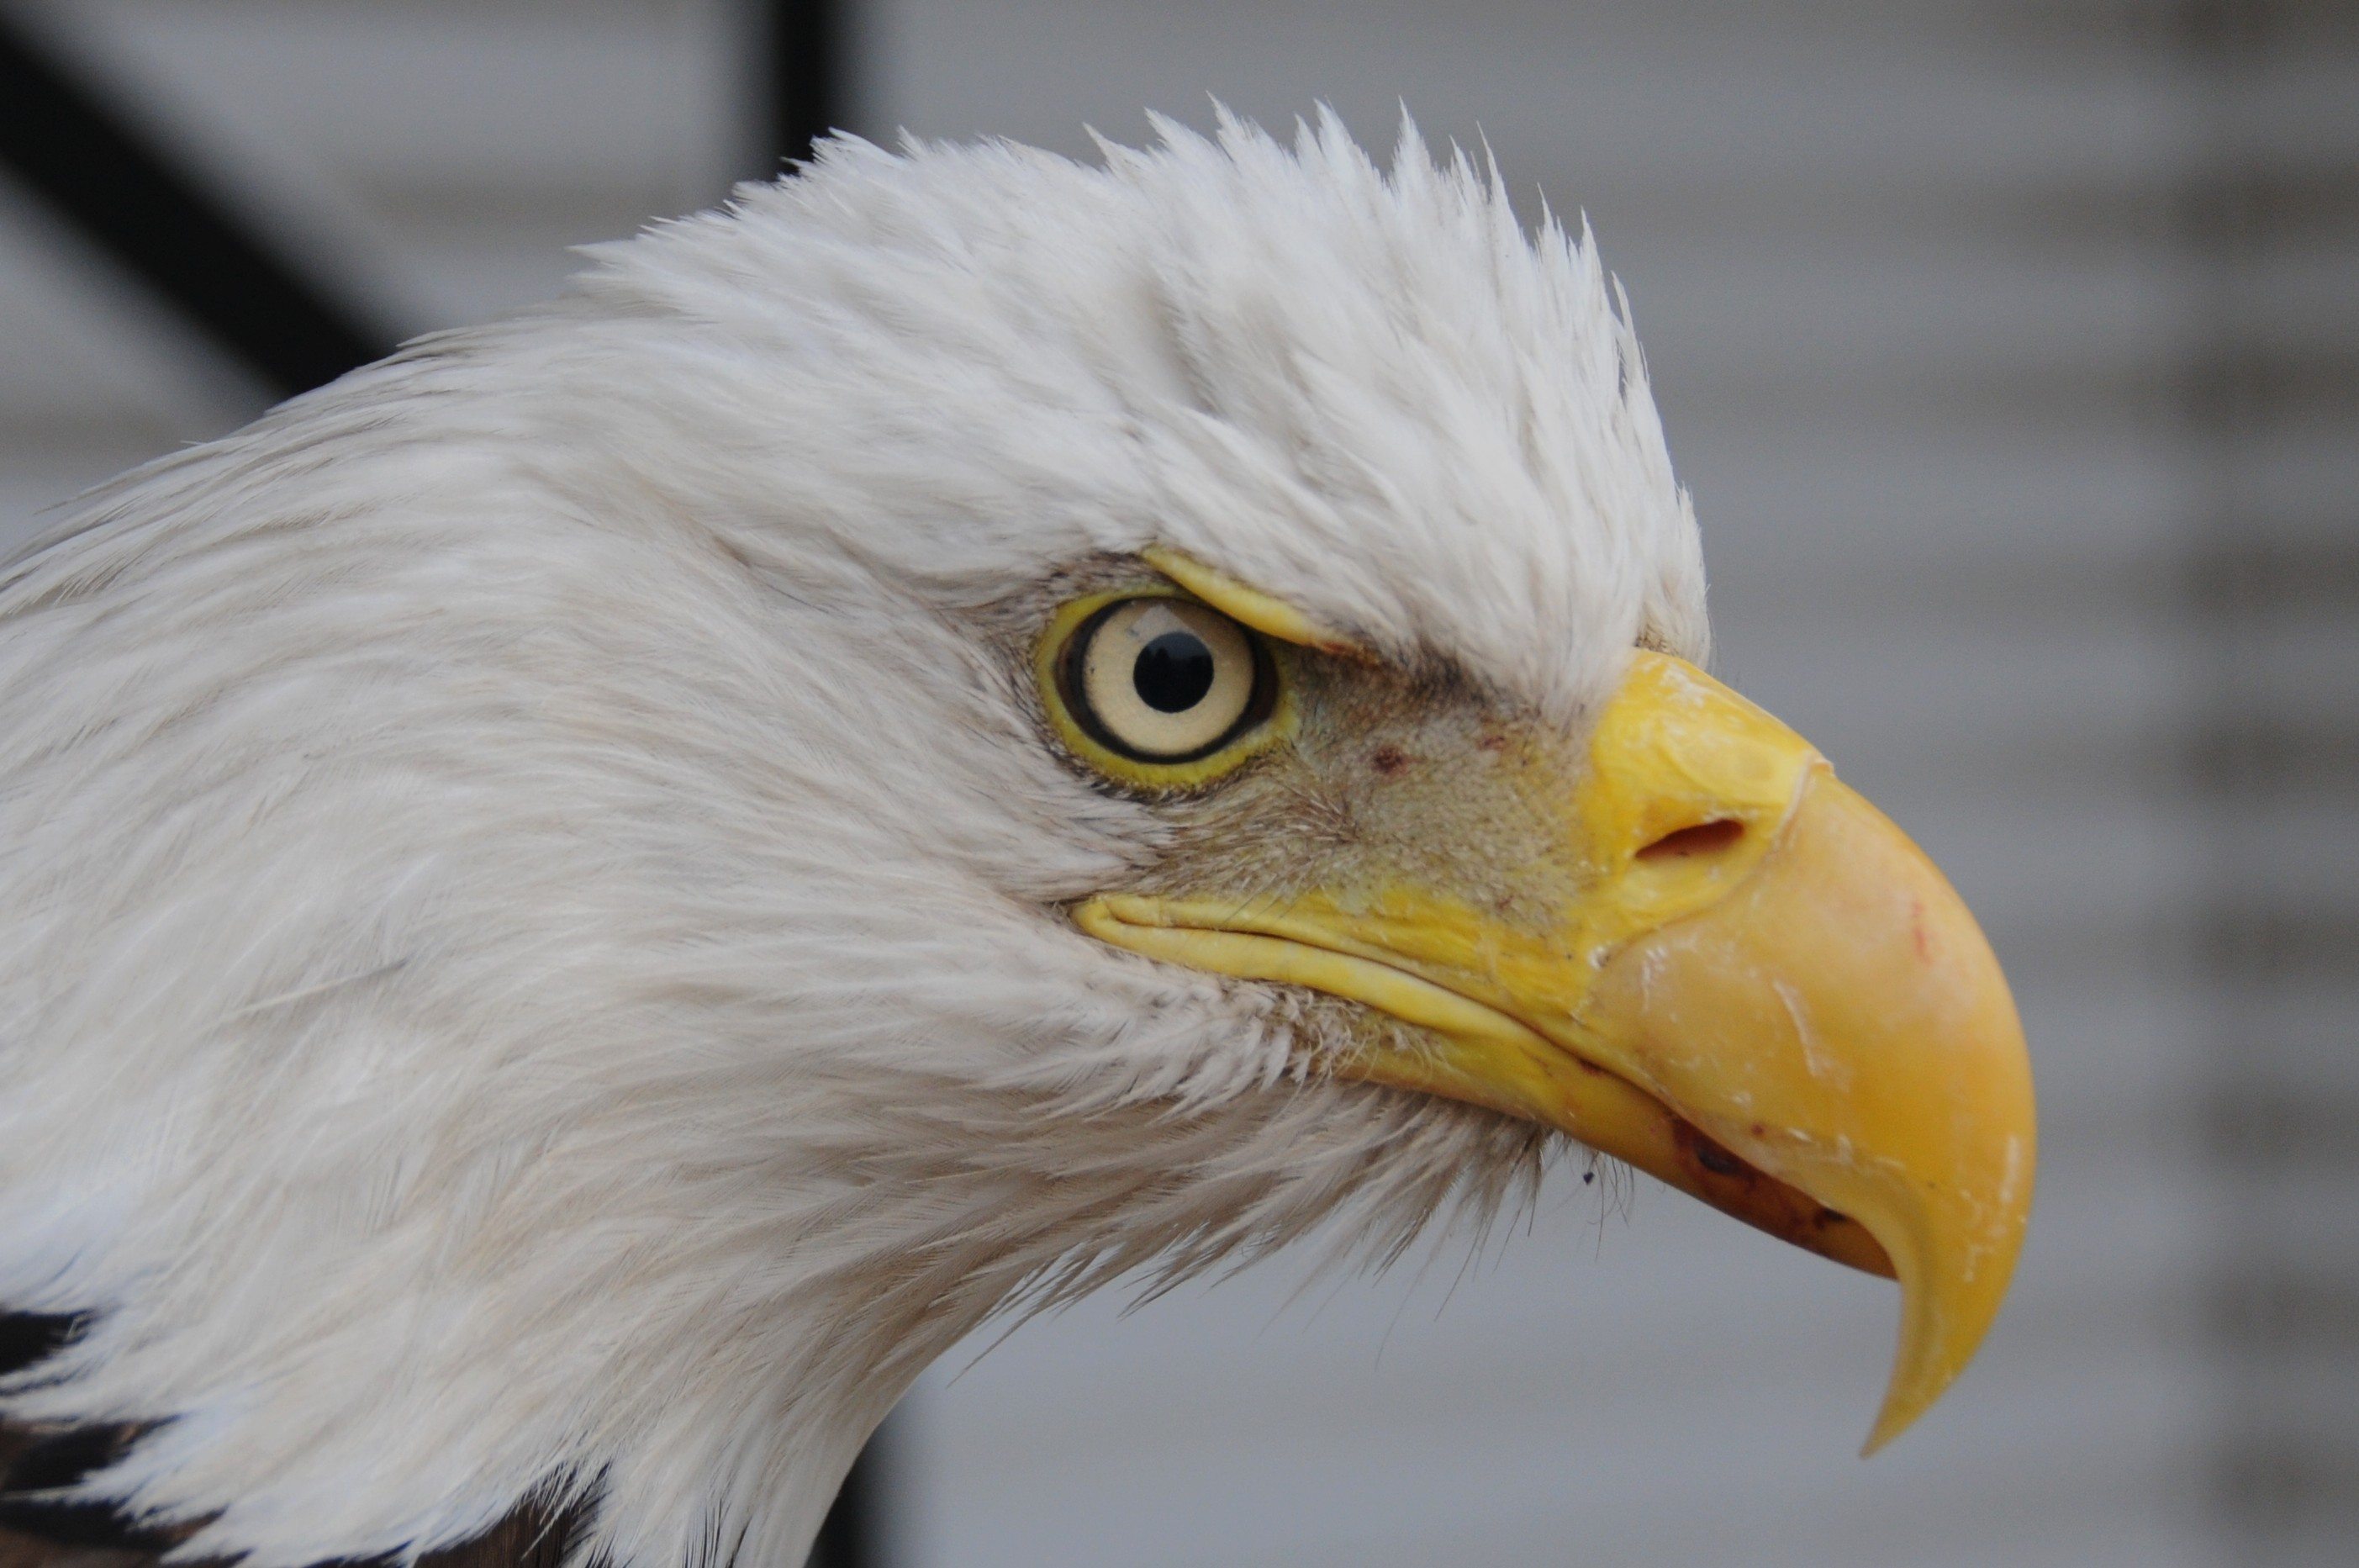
[{"x1": 1638, "y1": 818, "x2": 1745, "y2": 862}]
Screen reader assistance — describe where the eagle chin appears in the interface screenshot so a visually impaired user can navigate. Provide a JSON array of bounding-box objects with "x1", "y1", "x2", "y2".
[{"x1": 0, "y1": 114, "x2": 2034, "y2": 1568}]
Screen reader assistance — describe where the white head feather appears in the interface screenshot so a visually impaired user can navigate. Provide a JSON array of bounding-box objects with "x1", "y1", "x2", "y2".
[{"x1": 0, "y1": 114, "x2": 1703, "y2": 1567}]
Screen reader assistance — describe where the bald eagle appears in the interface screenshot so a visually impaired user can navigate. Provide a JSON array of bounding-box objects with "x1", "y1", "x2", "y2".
[{"x1": 0, "y1": 116, "x2": 2034, "y2": 1568}]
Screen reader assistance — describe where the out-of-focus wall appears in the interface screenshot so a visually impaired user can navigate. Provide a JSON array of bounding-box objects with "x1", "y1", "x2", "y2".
[{"x1": 0, "y1": 3, "x2": 2351, "y2": 1565}]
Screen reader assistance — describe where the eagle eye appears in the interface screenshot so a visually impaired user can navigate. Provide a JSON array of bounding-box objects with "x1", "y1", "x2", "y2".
[
  {"x1": 1037, "y1": 590, "x2": 1290, "y2": 789},
  {"x1": 1074, "y1": 599, "x2": 1260, "y2": 758}
]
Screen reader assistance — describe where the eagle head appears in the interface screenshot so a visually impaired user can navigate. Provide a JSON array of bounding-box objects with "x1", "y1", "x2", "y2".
[{"x1": 0, "y1": 114, "x2": 2034, "y2": 1568}]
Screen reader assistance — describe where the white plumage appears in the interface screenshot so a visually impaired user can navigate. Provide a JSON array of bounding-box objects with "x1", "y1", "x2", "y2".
[{"x1": 0, "y1": 114, "x2": 1707, "y2": 1568}]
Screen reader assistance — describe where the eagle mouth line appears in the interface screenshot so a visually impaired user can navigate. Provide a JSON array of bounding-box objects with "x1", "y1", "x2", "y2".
[{"x1": 1073, "y1": 896, "x2": 1895, "y2": 1279}]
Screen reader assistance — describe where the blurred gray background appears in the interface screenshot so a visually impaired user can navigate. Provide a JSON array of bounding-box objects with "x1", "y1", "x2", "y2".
[{"x1": 1, "y1": 2, "x2": 2352, "y2": 1565}]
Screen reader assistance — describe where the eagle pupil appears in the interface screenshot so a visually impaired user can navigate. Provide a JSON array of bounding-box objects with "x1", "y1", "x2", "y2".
[{"x1": 1133, "y1": 632, "x2": 1215, "y2": 713}]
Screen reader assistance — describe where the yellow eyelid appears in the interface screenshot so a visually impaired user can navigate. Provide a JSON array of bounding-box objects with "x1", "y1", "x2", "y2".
[
  {"x1": 1034, "y1": 583, "x2": 1296, "y2": 793},
  {"x1": 1140, "y1": 546, "x2": 1366, "y2": 658}
]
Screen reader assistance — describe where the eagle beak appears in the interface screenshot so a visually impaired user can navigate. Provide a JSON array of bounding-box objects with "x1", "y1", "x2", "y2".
[{"x1": 1074, "y1": 652, "x2": 2036, "y2": 1450}]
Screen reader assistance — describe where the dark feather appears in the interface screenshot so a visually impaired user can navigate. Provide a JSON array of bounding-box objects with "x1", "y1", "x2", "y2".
[
  {"x1": 3, "y1": 1317, "x2": 166, "y2": 1567},
  {"x1": 0, "y1": 1320, "x2": 80, "y2": 1381},
  {"x1": 0, "y1": 1421, "x2": 181, "y2": 1564}
]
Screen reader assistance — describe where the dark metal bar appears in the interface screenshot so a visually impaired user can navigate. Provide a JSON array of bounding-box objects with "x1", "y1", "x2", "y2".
[
  {"x1": 768, "y1": 0, "x2": 845, "y2": 169},
  {"x1": 767, "y1": 3, "x2": 876, "y2": 1564},
  {"x1": 810, "y1": 1432, "x2": 883, "y2": 1568},
  {"x1": 0, "y1": 9, "x2": 393, "y2": 398}
]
